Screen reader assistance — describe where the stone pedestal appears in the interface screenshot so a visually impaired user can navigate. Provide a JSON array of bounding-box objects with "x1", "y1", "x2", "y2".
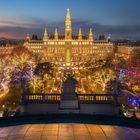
[
  {"x1": 60, "y1": 92, "x2": 79, "y2": 109},
  {"x1": 59, "y1": 74, "x2": 79, "y2": 112}
]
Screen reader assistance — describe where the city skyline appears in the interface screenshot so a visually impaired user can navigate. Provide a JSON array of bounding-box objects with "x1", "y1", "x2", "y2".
[{"x1": 0, "y1": 0, "x2": 140, "y2": 40}]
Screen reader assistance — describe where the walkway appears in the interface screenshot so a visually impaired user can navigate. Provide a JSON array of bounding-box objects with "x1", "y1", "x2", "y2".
[{"x1": 0, "y1": 123, "x2": 140, "y2": 140}]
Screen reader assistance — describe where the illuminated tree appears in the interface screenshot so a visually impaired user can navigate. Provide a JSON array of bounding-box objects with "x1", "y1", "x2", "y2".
[
  {"x1": 0, "y1": 56, "x2": 14, "y2": 94},
  {"x1": 91, "y1": 68, "x2": 116, "y2": 92},
  {"x1": 11, "y1": 47, "x2": 36, "y2": 71},
  {"x1": 10, "y1": 47, "x2": 37, "y2": 86},
  {"x1": 34, "y1": 62, "x2": 53, "y2": 79},
  {"x1": 129, "y1": 50, "x2": 140, "y2": 67},
  {"x1": 26, "y1": 62, "x2": 54, "y2": 93},
  {"x1": 28, "y1": 75, "x2": 42, "y2": 93},
  {"x1": 11, "y1": 64, "x2": 31, "y2": 83},
  {"x1": 0, "y1": 47, "x2": 37, "y2": 106}
]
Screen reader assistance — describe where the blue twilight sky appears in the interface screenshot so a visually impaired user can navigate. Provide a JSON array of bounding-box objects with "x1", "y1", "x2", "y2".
[{"x1": 0, "y1": 0, "x2": 140, "y2": 39}]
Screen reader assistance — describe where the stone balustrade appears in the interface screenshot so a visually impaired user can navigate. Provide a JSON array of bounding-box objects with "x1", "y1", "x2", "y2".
[
  {"x1": 25, "y1": 94, "x2": 61, "y2": 103},
  {"x1": 78, "y1": 94, "x2": 116, "y2": 103},
  {"x1": 24, "y1": 93, "x2": 116, "y2": 104}
]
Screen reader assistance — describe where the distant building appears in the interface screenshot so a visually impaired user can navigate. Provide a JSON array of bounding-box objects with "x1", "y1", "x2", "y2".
[
  {"x1": 0, "y1": 46, "x2": 15, "y2": 55},
  {"x1": 0, "y1": 39, "x2": 23, "y2": 56},
  {"x1": 117, "y1": 44, "x2": 140, "y2": 56}
]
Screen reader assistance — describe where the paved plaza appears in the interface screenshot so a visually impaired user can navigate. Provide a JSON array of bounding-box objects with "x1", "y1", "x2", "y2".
[{"x1": 0, "y1": 123, "x2": 140, "y2": 140}]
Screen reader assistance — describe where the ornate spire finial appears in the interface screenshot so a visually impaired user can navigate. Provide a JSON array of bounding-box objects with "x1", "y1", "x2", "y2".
[
  {"x1": 89, "y1": 28, "x2": 93, "y2": 41},
  {"x1": 44, "y1": 28, "x2": 48, "y2": 35},
  {"x1": 66, "y1": 8, "x2": 71, "y2": 22},
  {"x1": 78, "y1": 28, "x2": 82, "y2": 40},
  {"x1": 43, "y1": 27, "x2": 48, "y2": 41},
  {"x1": 67, "y1": 8, "x2": 70, "y2": 17},
  {"x1": 67, "y1": 8, "x2": 70, "y2": 12},
  {"x1": 54, "y1": 28, "x2": 58, "y2": 40},
  {"x1": 107, "y1": 34, "x2": 111, "y2": 42},
  {"x1": 26, "y1": 33, "x2": 30, "y2": 41}
]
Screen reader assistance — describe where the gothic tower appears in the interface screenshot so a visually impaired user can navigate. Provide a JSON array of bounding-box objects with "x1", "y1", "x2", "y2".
[{"x1": 65, "y1": 8, "x2": 72, "y2": 40}]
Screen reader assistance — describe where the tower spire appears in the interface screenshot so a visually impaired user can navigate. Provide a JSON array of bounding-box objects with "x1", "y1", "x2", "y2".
[
  {"x1": 65, "y1": 8, "x2": 72, "y2": 40},
  {"x1": 89, "y1": 28, "x2": 93, "y2": 41},
  {"x1": 26, "y1": 33, "x2": 30, "y2": 41},
  {"x1": 78, "y1": 28, "x2": 82, "y2": 40},
  {"x1": 66, "y1": 8, "x2": 71, "y2": 19},
  {"x1": 43, "y1": 28, "x2": 48, "y2": 42},
  {"x1": 54, "y1": 28, "x2": 58, "y2": 40}
]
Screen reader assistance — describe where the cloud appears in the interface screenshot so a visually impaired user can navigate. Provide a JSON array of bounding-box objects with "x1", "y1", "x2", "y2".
[
  {"x1": 0, "y1": 32, "x2": 22, "y2": 39},
  {"x1": 92, "y1": 24, "x2": 140, "y2": 39},
  {"x1": 0, "y1": 20, "x2": 35, "y2": 28},
  {"x1": 0, "y1": 17, "x2": 140, "y2": 40}
]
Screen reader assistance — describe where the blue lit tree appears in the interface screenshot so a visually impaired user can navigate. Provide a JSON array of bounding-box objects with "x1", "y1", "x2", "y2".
[{"x1": 128, "y1": 97, "x2": 140, "y2": 107}]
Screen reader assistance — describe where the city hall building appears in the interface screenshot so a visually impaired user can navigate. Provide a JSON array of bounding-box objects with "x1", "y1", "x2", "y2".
[{"x1": 24, "y1": 9, "x2": 114, "y2": 66}]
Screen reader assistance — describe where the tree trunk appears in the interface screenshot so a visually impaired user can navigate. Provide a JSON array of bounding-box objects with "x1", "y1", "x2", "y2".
[{"x1": 102, "y1": 84, "x2": 106, "y2": 91}]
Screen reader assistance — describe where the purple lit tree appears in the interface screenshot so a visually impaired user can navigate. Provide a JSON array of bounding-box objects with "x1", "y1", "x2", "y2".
[{"x1": 128, "y1": 97, "x2": 140, "y2": 107}]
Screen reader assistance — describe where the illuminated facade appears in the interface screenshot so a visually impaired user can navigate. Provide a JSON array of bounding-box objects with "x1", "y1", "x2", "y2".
[
  {"x1": 0, "y1": 46, "x2": 14, "y2": 55},
  {"x1": 117, "y1": 45, "x2": 140, "y2": 56},
  {"x1": 24, "y1": 9, "x2": 114, "y2": 66}
]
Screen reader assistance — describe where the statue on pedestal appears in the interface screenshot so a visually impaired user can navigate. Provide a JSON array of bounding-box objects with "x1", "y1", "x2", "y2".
[
  {"x1": 60, "y1": 74, "x2": 79, "y2": 110},
  {"x1": 16, "y1": 78, "x2": 27, "y2": 116}
]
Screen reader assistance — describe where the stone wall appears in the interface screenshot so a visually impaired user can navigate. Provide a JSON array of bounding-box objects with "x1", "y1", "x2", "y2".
[{"x1": 21, "y1": 103, "x2": 119, "y2": 115}]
